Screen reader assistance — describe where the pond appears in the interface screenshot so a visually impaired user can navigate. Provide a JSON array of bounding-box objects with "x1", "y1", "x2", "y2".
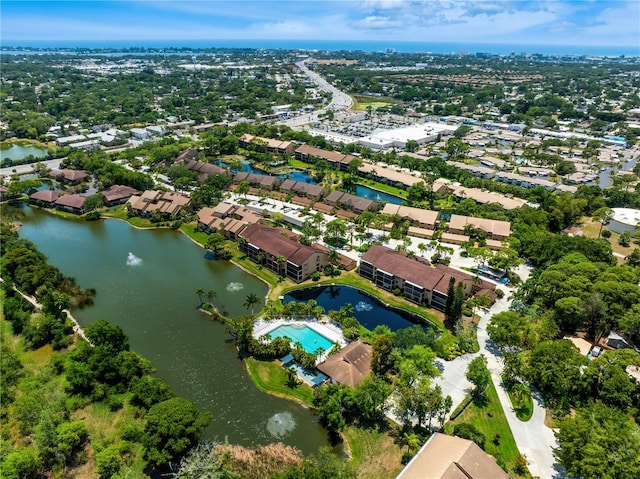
[
  {"x1": 0, "y1": 143, "x2": 48, "y2": 161},
  {"x1": 284, "y1": 285, "x2": 435, "y2": 332},
  {"x1": 218, "y1": 159, "x2": 404, "y2": 203},
  {"x1": 7, "y1": 205, "x2": 329, "y2": 453},
  {"x1": 353, "y1": 185, "x2": 403, "y2": 205}
]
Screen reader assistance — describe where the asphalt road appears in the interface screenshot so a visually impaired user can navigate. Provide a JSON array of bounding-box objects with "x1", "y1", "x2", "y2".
[{"x1": 279, "y1": 59, "x2": 353, "y2": 128}]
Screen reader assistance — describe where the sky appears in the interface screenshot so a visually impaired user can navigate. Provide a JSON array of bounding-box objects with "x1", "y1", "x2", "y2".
[{"x1": 1, "y1": 0, "x2": 639, "y2": 51}]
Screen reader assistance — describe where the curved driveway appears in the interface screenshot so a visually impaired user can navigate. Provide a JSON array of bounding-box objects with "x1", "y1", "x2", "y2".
[{"x1": 433, "y1": 292, "x2": 564, "y2": 479}]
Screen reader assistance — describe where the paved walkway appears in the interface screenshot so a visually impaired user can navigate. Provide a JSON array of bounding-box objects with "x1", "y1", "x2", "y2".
[
  {"x1": 476, "y1": 296, "x2": 564, "y2": 479},
  {"x1": 425, "y1": 288, "x2": 564, "y2": 478}
]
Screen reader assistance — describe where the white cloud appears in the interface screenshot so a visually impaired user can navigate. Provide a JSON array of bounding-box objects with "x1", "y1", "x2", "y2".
[{"x1": 355, "y1": 15, "x2": 402, "y2": 29}]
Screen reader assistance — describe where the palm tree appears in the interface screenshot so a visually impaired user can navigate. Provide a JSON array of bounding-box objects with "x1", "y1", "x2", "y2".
[
  {"x1": 205, "y1": 290, "x2": 217, "y2": 307},
  {"x1": 195, "y1": 288, "x2": 205, "y2": 306},
  {"x1": 244, "y1": 293, "x2": 261, "y2": 315},
  {"x1": 327, "y1": 249, "x2": 339, "y2": 267},
  {"x1": 418, "y1": 243, "x2": 427, "y2": 257},
  {"x1": 276, "y1": 255, "x2": 286, "y2": 274}
]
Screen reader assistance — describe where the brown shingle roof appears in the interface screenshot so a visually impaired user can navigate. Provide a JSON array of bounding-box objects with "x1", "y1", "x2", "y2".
[
  {"x1": 29, "y1": 190, "x2": 59, "y2": 203},
  {"x1": 102, "y1": 185, "x2": 138, "y2": 203},
  {"x1": 55, "y1": 194, "x2": 86, "y2": 209},
  {"x1": 316, "y1": 339, "x2": 372, "y2": 387}
]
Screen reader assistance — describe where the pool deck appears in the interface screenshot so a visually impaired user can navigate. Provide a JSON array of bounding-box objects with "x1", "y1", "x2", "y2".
[{"x1": 253, "y1": 317, "x2": 347, "y2": 364}]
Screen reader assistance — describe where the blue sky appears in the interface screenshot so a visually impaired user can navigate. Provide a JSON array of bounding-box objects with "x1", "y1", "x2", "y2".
[{"x1": 2, "y1": 1, "x2": 639, "y2": 49}]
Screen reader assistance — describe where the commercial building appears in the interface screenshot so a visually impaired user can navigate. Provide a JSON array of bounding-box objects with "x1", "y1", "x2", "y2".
[{"x1": 358, "y1": 123, "x2": 456, "y2": 150}]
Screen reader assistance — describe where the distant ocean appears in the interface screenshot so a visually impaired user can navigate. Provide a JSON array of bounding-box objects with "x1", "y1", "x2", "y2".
[{"x1": 3, "y1": 39, "x2": 639, "y2": 57}]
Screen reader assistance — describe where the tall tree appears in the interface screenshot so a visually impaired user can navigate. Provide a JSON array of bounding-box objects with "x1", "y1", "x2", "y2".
[
  {"x1": 466, "y1": 355, "x2": 491, "y2": 397},
  {"x1": 244, "y1": 293, "x2": 261, "y2": 315}
]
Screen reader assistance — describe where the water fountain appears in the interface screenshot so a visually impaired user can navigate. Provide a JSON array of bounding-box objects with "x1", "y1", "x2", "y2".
[
  {"x1": 126, "y1": 252, "x2": 142, "y2": 266},
  {"x1": 226, "y1": 282, "x2": 245, "y2": 292},
  {"x1": 266, "y1": 412, "x2": 296, "y2": 439}
]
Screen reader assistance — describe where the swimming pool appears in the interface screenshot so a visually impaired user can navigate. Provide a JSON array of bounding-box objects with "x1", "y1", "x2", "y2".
[{"x1": 266, "y1": 324, "x2": 334, "y2": 354}]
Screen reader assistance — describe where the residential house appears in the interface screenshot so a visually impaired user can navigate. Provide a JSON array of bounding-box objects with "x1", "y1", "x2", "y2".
[
  {"x1": 239, "y1": 223, "x2": 329, "y2": 283},
  {"x1": 316, "y1": 339, "x2": 372, "y2": 387},
  {"x1": 239, "y1": 134, "x2": 296, "y2": 155},
  {"x1": 54, "y1": 194, "x2": 87, "y2": 215},
  {"x1": 279, "y1": 179, "x2": 328, "y2": 200},
  {"x1": 130, "y1": 128, "x2": 149, "y2": 140},
  {"x1": 233, "y1": 172, "x2": 281, "y2": 190},
  {"x1": 324, "y1": 190, "x2": 378, "y2": 213},
  {"x1": 382, "y1": 204, "x2": 439, "y2": 229},
  {"x1": 102, "y1": 185, "x2": 138, "y2": 206},
  {"x1": 294, "y1": 144, "x2": 358, "y2": 171},
  {"x1": 197, "y1": 202, "x2": 261, "y2": 240},
  {"x1": 606, "y1": 332, "x2": 631, "y2": 350},
  {"x1": 359, "y1": 245, "x2": 494, "y2": 311},
  {"x1": 29, "y1": 190, "x2": 60, "y2": 208},
  {"x1": 448, "y1": 215, "x2": 511, "y2": 241},
  {"x1": 127, "y1": 190, "x2": 191, "y2": 218},
  {"x1": 51, "y1": 169, "x2": 89, "y2": 185},
  {"x1": 396, "y1": 433, "x2": 509, "y2": 479}
]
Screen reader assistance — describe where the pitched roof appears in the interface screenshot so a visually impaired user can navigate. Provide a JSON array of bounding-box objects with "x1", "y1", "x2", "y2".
[
  {"x1": 175, "y1": 149, "x2": 199, "y2": 163},
  {"x1": 29, "y1": 190, "x2": 60, "y2": 203},
  {"x1": 397, "y1": 433, "x2": 509, "y2": 479},
  {"x1": 316, "y1": 339, "x2": 372, "y2": 387},
  {"x1": 382, "y1": 204, "x2": 439, "y2": 226},
  {"x1": 449, "y1": 215, "x2": 511, "y2": 238},
  {"x1": 240, "y1": 223, "x2": 324, "y2": 266},
  {"x1": 102, "y1": 185, "x2": 138, "y2": 202},
  {"x1": 55, "y1": 194, "x2": 86, "y2": 209},
  {"x1": 361, "y1": 245, "x2": 446, "y2": 291}
]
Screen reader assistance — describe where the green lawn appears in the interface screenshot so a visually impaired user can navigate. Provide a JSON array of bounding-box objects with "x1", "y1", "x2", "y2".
[
  {"x1": 503, "y1": 377, "x2": 534, "y2": 422},
  {"x1": 179, "y1": 222, "x2": 209, "y2": 246},
  {"x1": 355, "y1": 180, "x2": 407, "y2": 199},
  {"x1": 342, "y1": 425, "x2": 404, "y2": 479},
  {"x1": 102, "y1": 206, "x2": 161, "y2": 228},
  {"x1": 445, "y1": 383, "x2": 529, "y2": 477},
  {"x1": 244, "y1": 357, "x2": 315, "y2": 404},
  {"x1": 351, "y1": 95, "x2": 400, "y2": 112}
]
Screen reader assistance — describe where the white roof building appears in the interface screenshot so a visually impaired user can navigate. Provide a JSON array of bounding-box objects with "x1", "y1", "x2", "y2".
[
  {"x1": 359, "y1": 123, "x2": 456, "y2": 150},
  {"x1": 609, "y1": 208, "x2": 640, "y2": 235}
]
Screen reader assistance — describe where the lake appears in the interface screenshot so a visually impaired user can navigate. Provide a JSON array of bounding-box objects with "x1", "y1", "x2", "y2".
[
  {"x1": 8, "y1": 205, "x2": 329, "y2": 453},
  {"x1": 0, "y1": 144, "x2": 48, "y2": 161},
  {"x1": 284, "y1": 284, "x2": 435, "y2": 332}
]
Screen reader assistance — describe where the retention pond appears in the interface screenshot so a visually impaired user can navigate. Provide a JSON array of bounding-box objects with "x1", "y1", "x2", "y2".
[{"x1": 7, "y1": 205, "x2": 329, "y2": 453}]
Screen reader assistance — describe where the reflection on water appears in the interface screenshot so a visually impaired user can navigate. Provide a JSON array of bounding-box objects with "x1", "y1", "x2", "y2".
[
  {"x1": 285, "y1": 285, "x2": 435, "y2": 332},
  {"x1": 9, "y1": 205, "x2": 328, "y2": 454}
]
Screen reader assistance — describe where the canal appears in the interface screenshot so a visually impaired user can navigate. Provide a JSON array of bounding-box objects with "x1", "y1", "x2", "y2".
[{"x1": 8, "y1": 205, "x2": 329, "y2": 453}]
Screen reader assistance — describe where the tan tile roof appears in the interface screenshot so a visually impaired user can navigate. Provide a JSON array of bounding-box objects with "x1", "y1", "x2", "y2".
[
  {"x1": 448, "y1": 215, "x2": 511, "y2": 238},
  {"x1": 396, "y1": 433, "x2": 509, "y2": 479},
  {"x1": 382, "y1": 204, "x2": 439, "y2": 227}
]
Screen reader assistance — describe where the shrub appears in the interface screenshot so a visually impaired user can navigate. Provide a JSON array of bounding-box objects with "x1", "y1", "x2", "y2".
[
  {"x1": 495, "y1": 288, "x2": 505, "y2": 298},
  {"x1": 602, "y1": 229, "x2": 612, "y2": 239},
  {"x1": 95, "y1": 446, "x2": 122, "y2": 479},
  {"x1": 453, "y1": 423, "x2": 485, "y2": 450}
]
